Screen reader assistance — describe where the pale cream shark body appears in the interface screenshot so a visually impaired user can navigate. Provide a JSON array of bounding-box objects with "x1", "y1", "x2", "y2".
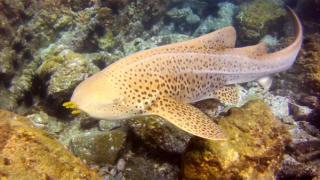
[{"x1": 69, "y1": 9, "x2": 302, "y2": 140}]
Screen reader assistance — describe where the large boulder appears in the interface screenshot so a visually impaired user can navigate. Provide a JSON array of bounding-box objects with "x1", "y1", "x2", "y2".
[
  {"x1": 69, "y1": 129, "x2": 127, "y2": 165},
  {"x1": 0, "y1": 109, "x2": 101, "y2": 180}
]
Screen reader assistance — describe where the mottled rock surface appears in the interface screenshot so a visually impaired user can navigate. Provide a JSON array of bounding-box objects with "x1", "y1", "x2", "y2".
[
  {"x1": 183, "y1": 100, "x2": 290, "y2": 180},
  {"x1": 273, "y1": 33, "x2": 320, "y2": 99},
  {"x1": 123, "y1": 152, "x2": 180, "y2": 180},
  {"x1": 293, "y1": 33, "x2": 320, "y2": 95},
  {"x1": 41, "y1": 50, "x2": 99, "y2": 100},
  {"x1": 70, "y1": 129, "x2": 127, "y2": 165},
  {"x1": 128, "y1": 116, "x2": 191, "y2": 154},
  {"x1": 0, "y1": 109, "x2": 101, "y2": 180}
]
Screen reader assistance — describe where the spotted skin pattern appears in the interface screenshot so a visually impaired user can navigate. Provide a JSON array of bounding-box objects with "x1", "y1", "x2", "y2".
[{"x1": 70, "y1": 9, "x2": 302, "y2": 140}]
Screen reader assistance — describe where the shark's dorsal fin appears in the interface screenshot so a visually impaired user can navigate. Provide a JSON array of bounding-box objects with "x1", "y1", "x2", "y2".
[
  {"x1": 222, "y1": 42, "x2": 268, "y2": 59},
  {"x1": 107, "y1": 26, "x2": 236, "y2": 73},
  {"x1": 186, "y1": 26, "x2": 236, "y2": 50},
  {"x1": 147, "y1": 97, "x2": 227, "y2": 140}
]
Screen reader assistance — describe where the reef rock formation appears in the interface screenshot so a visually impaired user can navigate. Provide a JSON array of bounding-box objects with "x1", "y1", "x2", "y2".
[
  {"x1": 182, "y1": 100, "x2": 290, "y2": 179},
  {"x1": 274, "y1": 33, "x2": 320, "y2": 97},
  {"x1": 123, "y1": 152, "x2": 180, "y2": 180},
  {"x1": 294, "y1": 33, "x2": 320, "y2": 95},
  {"x1": 70, "y1": 129, "x2": 127, "y2": 165},
  {"x1": 37, "y1": 48, "x2": 100, "y2": 103},
  {"x1": 236, "y1": 0, "x2": 286, "y2": 43},
  {"x1": 0, "y1": 109, "x2": 101, "y2": 180}
]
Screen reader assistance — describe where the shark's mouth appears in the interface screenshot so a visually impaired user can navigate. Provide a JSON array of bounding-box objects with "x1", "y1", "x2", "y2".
[{"x1": 62, "y1": 101, "x2": 81, "y2": 115}]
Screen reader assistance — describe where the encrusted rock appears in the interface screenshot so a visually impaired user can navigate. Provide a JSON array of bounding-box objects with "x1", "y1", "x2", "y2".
[
  {"x1": 37, "y1": 48, "x2": 99, "y2": 102},
  {"x1": 27, "y1": 111, "x2": 65, "y2": 135},
  {"x1": 182, "y1": 100, "x2": 290, "y2": 179},
  {"x1": 186, "y1": 13, "x2": 201, "y2": 25},
  {"x1": 236, "y1": 0, "x2": 286, "y2": 43},
  {"x1": 123, "y1": 152, "x2": 179, "y2": 180},
  {"x1": 294, "y1": 34, "x2": 320, "y2": 95},
  {"x1": 0, "y1": 109, "x2": 101, "y2": 179},
  {"x1": 0, "y1": 48, "x2": 16, "y2": 76},
  {"x1": 166, "y1": 7, "x2": 193, "y2": 20},
  {"x1": 69, "y1": 129, "x2": 127, "y2": 165},
  {"x1": 277, "y1": 154, "x2": 320, "y2": 179},
  {"x1": 98, "y1": 31, "x2": 116, "y2": 50},
  {"x1": 277, "y1": 121, "x2": 320, "y2": 179}
]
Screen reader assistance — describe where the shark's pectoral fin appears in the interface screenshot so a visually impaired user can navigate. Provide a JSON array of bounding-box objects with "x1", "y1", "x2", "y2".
[
  {"x1": 147, "y1": 98, "x2": 227, "y2": 140},
  {"x1": 211, "y1": 85, "x2": 240, "y2": 106}
]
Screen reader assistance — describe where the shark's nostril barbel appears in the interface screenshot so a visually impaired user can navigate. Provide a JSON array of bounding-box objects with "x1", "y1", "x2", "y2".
[
  {"x1": 63, "y1": 101, "x2": 81, "y2": 116},
  {"x1": 71, "y1": 109, "x2": 81, "y2": 115},
  {"x1": 62, "y1": 101, "x2": 78, "y2": 109}
]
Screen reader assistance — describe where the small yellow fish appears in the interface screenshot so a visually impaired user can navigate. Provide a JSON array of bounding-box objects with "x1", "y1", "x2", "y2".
[{"x1": 68, "y1": 8, "x2": 302, "y2": 140}]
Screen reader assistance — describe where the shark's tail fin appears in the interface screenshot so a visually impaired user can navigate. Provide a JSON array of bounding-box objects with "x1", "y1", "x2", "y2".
[{"x1": 258, "y1": 7, "x2": 303, "y2": 72}]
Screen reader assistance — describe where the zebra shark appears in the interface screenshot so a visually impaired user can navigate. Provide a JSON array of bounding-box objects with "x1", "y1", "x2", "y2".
[{"x1": 64, "y1": 9, "x2": 302, "y2": 140}]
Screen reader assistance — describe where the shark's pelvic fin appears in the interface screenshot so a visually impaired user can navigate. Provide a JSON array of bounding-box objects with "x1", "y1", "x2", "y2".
[
  {"x1": 212, "y1": 85, "x2": 240, "y2": 106},
  {"x1": 148, "y1": 98, "x2": 227, "y2": 140},
  {"x1": 257, "y1": 76, "x2": 273, "y2": 91}
]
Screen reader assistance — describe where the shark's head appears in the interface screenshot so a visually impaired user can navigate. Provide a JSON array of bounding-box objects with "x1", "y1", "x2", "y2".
[{"x1": 69, "y1": 72, "x2": 131, "y2": 120}]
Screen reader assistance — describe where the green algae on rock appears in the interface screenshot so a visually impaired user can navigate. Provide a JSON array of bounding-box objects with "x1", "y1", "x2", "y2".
[
  {"x1": 0, "y1": 48, "x2": 16, "y2": 77},
  {"x1": 98, "y1": 31, "x2": 116, "y2": 50},
  {"x1": 236, "y1": 0, "x2": 286, "y2": 43},
  {"x1": 0, "y1": 109, "x2": 102, "y2": 180},
  {"x1": 182, "y1": 100, "x2": 290, "y2": 180}
]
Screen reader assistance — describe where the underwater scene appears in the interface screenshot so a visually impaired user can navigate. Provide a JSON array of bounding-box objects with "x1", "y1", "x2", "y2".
[{"x1": 0, "y1": 0, "x2": 320, "y2": 179}]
